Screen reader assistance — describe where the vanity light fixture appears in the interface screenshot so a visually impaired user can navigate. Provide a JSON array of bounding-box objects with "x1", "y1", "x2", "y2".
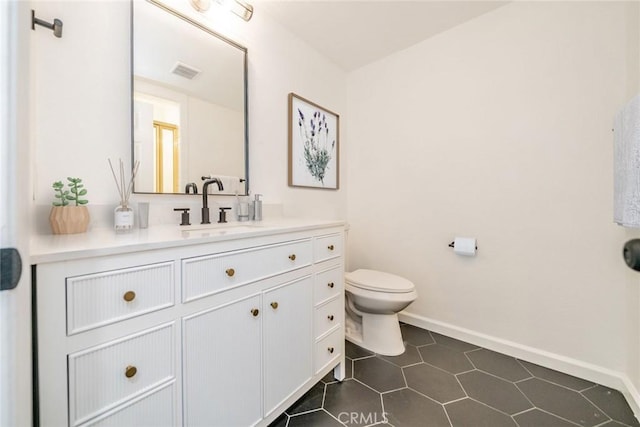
[
  {"x1": 224, "y1": 0, "x2": 253, "y2": 21},
  {"x1": 189, "y1": 0, "x2": 253, "y2": 21},
  {"x1": 189, "y1": 0, "x2": 211, "y2": 12}
]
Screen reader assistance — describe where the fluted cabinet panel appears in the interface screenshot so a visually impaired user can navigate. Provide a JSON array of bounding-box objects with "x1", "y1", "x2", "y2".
[
  {"x1": 182, "y1": 239, "x2": 312, "y2": 302},
  {"x1": 66, "y1": 262, "x2": 175, "y2": 335},
  {"x1": 263, "y1": 277, "x2": 313, "y2": 416},
  {"x1": 183, "y1": 295, "x2": 262, "y2": 427},
  {"x1": 80, "y1": 382, "x2": 176, "y2": 427},
  {"x1": 68, "y1": 322, "x2": 175, "y2": 426}
]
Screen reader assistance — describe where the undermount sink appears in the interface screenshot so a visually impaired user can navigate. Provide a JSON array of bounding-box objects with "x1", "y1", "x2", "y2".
[{"x1": 180, "y1": 222, "x2": 263, "y2": 235}]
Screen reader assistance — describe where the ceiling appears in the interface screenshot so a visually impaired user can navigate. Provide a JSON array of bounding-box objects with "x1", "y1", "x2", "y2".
[{"x1": 256, "y1": 1, "x2": 509, "y2": 71}]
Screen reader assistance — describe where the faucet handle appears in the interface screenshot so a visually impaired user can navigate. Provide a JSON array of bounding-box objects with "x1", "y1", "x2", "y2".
[
  {"x1": 218, "y1": 207, "x2": 231, "y2": 223},
  {"x1": 173, "y1": 208, "x2": 191, "y2": 226}
]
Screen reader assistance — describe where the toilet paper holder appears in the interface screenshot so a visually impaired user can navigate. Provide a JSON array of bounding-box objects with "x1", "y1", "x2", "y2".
[{"x1": 448, "y1": 241, "x2": 478, "y2": 250}]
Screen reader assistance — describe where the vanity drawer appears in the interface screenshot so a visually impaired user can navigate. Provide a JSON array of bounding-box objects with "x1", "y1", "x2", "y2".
[
  {"x1": 314, "y1": 297, "x2": 342, "y2": 339},
  {"x1": 314, "y1": 233, "x2": 342, "y2": 263},
  {"x1": 314, "y1": 265, "x2": 343, "y2": 305},
  {"x1": 66, "y1": 262, "x2": 175, "y2": 335},
  {"x1": 314, "y1": 327, "x2": 343, "y2": 374},
  {"x1": 68, "y1": 323, "x2": 175, "y2": 426},
  {"x1": 182, "y1": 239, "x2": 312, "y2": 302},
  {"x1": 79, "y1": 382, "x2": 176, "y2": 427}
]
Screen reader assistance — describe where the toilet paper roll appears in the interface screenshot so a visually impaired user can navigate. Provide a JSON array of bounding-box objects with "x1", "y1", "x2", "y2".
[{"x1": 453, "y1": 237, "x2": 477, "y2": 256}]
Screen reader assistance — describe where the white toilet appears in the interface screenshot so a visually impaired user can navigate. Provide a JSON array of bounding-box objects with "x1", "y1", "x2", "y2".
[{"x1": 344, "y1": 269, "x2": 418, "y2": 356}]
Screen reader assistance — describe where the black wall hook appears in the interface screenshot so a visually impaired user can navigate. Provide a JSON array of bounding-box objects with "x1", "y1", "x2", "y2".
[{"x1": 31, "y1": 10, "x2": 63, "y2": 38}]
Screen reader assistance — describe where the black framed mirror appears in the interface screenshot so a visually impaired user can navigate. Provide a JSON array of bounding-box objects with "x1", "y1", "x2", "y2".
[{"x1": 132, "y1": 0, "x2": 248, "y2": 195}]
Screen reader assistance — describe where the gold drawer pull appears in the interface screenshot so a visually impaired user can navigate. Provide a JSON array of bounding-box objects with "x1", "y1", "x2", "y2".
[
  {"x1": 123, "y1": 291, "x2": 136, "y2": 302},
  {"x1": 270, "y1": 302, "x2": 279, "y2": 310},
  {"x1": 327, "y1": 315, "x2": 334, "y2": 321},
  {"x1": 288, "y1": 254, "x2": 296, "y2": 261},
  {"x1": 328, "y1": 245, "x2": 335, "y2": 251},
  {"x1": 328, "y1": 347, "x2": 335, "y2": 354},
  {"x1": 250, "y1": 308, "x2": 259, "y2": 317},
  {"x1": 125, "y1": 365, "x2": 137, "y2": 379},
  {"x1": 226, "y1": 268, "x2": 235, "y2": 277},
  {"x1": 328, "y1": 282, "x2": 335, "y2": 288}
]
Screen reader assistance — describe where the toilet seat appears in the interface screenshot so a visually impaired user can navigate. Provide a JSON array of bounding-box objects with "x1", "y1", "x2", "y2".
[{"x1": 345, "y1": 269, "x2": 415, "y2": 294}]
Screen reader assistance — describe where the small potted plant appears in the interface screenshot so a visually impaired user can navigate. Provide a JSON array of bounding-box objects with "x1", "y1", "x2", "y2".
[{"x1": 49, "y1": 177, "x2": 90, "y2": 234}]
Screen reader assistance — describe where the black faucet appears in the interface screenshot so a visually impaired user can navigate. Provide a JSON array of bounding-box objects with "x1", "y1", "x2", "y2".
[
  {"x1": 185, "y1": 182, "x2": 198, "y2": 194},
  {"x1": 200, "y1": 176, "x2": 224, "y2": 224}
]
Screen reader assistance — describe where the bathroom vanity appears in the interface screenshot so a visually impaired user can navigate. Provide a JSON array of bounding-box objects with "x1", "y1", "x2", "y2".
[{"x1": 31, "y1": 219, "x2": 346, "y2": 426}]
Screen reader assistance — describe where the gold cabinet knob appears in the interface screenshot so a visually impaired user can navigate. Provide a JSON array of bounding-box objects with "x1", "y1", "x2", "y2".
[
  {"x1": 327, "y1": 315, "x2": 334, "y2": 321},
  {"x1": 327, "y1": 282, "x2": 335, "y2": 288},
  {"x1": 328, "y1": 347, "x2": 335, "y2": 354},
  {"x1": 125, "y1": 365, "x2": 137, "y2": 379},
  {"x1": 123, "y1": 291, "x2": 136, "y2": 302},
  {"x1": 328, "y1": 245, "x2": 335, "y2": 251},
  {"x1": 250, "y1": 308, "x2": 259, "y2": 317},
  {"x1": 226, "y1": 268, "x2": 235, "y2": 277},
  {"x1": 288, "y1": 254, "x2": 296, "y2": 261},
  {"x1": 270, "y1": 302, "x2": 279, "y2": 310}
]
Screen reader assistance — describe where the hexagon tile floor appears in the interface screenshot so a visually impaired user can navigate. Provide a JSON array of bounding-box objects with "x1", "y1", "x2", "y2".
[{"x1": 269, "y1": 324, "x2": 639, "y2": 427}]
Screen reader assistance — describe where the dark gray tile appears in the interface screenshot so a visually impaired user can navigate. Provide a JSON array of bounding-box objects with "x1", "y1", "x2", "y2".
[
  {"x1": 268, "y1": 412, "x2": 289, "y2": 427},
  {"x1": 322, "y1": 370, "x2": 339, "y2": 384},
  {"x1": 517, "y1": 378, "x2": 607, "y2": 427},
  {"x1": 324, "y1": 380, "x2": 384, "y2": 426},
  {"x1": 401, "y1": 324, "x2": 435, "y2": 346},
  {"x1": 457, "y1": 371, "x2": 532, "y2": 415},
  {"x1": 518, "y1": 360, "x2": 595, "y2": 391},
  {"x1": 286, "y1": 381, "x2": 325, "y2": 415},
  {"x1": 287, "y1": 409, "x2": 344, "y2": 427},
  {"x1": 346, "y1": 340, "x2": 375, "y2": 359},
  {"x1": 404, "y1": 363, "x2": 466, "y2": 403},
  {"x1": 419, "y1": 344, "x2": 474, "y2": 374},
  {"x1": 383, "y1": 388, "x2": 450, "y2": 427},
  {"x1": 431, "y1": 332, "x2": 479, "y2": 352},
  {"x1": 513, "y1": 409, "x2": 576, "y2": 427},
  {"x1": 354, "y1": 357, "x2": 405, "y2": 393},
  {"x1": 445, "y1": 398, "x2": 517, "y2": 427},
  {"x1": 582, "y1": 385, "x2": 640, "y2": 426},
  {"x1": 466, "y1": 349, "x2": 531, "y2": 382},
  {"x1": 379, "y1": 344, "x2": 422, "y2": 367},
  {"x1": 598, "y1": 421, "x2": 633, "y2": 427}
]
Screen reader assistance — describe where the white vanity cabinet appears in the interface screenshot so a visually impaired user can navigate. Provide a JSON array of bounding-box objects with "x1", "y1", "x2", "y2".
[{"x1": 33, "y1": 222, "x2": 345, "y2": 427}]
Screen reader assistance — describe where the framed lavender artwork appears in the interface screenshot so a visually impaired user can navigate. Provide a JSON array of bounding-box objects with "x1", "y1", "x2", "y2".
[{"x1": 288, "y1": 93, "x2": 340, "y2": 190}]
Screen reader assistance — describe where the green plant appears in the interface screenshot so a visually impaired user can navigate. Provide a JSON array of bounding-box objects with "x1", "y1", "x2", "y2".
[{"x1": 52, "y1": 177, "x2": 88, "y2": 206}]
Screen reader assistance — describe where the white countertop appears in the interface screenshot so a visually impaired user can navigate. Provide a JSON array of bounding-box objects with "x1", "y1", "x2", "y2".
[{"x1": 31, "y1": 218, "x2": 346, "y2": 264}]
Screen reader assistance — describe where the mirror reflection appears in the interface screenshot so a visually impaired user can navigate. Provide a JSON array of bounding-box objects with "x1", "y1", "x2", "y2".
[{"x1": 132, "y1": 0, "x2": 248, "y2": 195}]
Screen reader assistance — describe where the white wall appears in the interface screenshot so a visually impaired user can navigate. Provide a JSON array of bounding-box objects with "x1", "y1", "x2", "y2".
[
  {"x1": 31, "y1": 0, "x2": 347, "y2": 230},
  {"x1": 347, "y1": 1, "x2": 640, "y2": 393}
]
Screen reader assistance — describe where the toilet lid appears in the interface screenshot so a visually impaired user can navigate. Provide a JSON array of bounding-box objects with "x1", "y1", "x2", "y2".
[{"x1": 345, "y1": 269, "x2": 415, "y2": 293}]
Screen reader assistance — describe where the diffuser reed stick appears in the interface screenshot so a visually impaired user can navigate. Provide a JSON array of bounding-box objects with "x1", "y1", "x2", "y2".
[{"x1": 108, "y1": 158, "x2": 140, "y2": 207}]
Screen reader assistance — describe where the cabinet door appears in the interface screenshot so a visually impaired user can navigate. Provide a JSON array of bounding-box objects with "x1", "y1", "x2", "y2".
[
  {"x1": 263, "y1": 276, "x2": 313, "y2": 416},
  {"x1": 183, "y1": 294, "x2": 262, "y2": 427}
]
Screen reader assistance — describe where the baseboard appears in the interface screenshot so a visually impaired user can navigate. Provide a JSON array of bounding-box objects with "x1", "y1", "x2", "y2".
[{"x1": 398, "y1": 311, "x2": 640, "y2": 417}]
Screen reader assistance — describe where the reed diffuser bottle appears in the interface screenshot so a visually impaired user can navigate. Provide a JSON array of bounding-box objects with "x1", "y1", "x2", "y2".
[{"x1": 108, "y1": 158, "x2": 140, "y2": 232}]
